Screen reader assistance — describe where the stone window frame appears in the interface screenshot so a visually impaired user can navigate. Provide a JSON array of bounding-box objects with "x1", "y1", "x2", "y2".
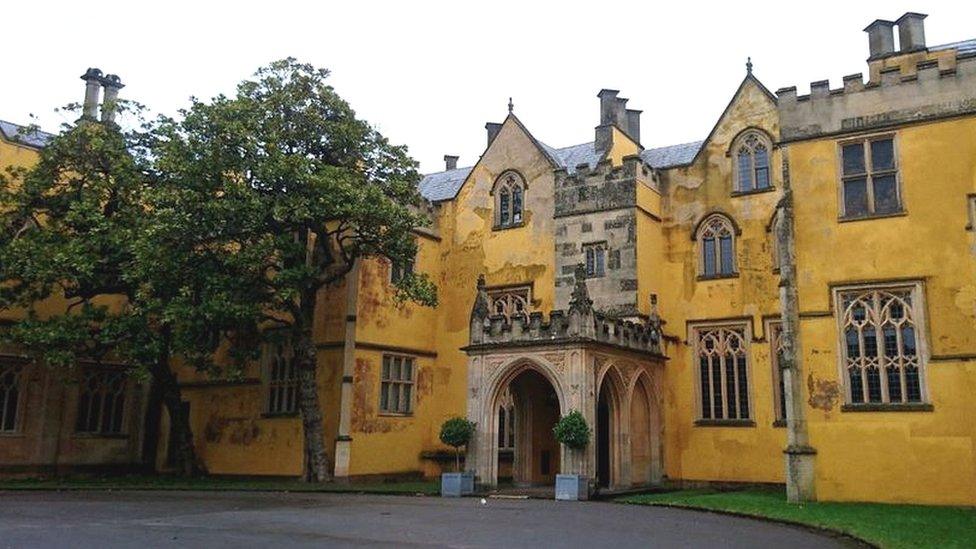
[
  {"x1": 693, "y1": 213, "x2": 739, "y2": 280},
  {"x1": 766, "y1": 319, "x2": 788, "y2": 427},
  {"x1": 487, "y1": 284, "x2": 532, "y2": 320},
  {"x1": 582, "y1": 241, "x2": 608, "y2": 279},
  {"x1": 690, "y1": 321, "x2": 755, "y2": 426},
  {"x1": 389, "y1": 251, "x2": 416, "y2": 285},
  {"x1": 74, "y1": 366, "x2": 129, "y2": 436},
  {"x1": 262, "y1": 333, "x2": 300, "y2": 417},
  {"x1": 379, "y1": 353, "x2": 416, "y2": 416},
  {"x1": 833, "y1": 281, "x2": 932, "y2": 412},
  {"x1": 730, "y1": 129, "x2": 774, "y2": 195},
  {"x1": 491, "y1": 170, "x2": 527, "y2": 230},
  {"x1": 497, "y1": 387, "x2": 516, "y2": 451},
  {"x1": 0, "y1": 359, "x2": 27, "y2": 434},
  {"x1": 836, "y1": 133, "x2": 905, "y2": 221}
]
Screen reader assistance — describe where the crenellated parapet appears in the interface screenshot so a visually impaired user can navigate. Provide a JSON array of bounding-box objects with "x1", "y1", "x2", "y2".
[
  {"x1": 468, "y1": 265, "x2": 663, "y2": 356},
  {"x1": 777, "y1": 50, "x2": 976, "y2": 142},
  {"x1": 553, "y1": 154, "x2": 653, "y2": 217}
]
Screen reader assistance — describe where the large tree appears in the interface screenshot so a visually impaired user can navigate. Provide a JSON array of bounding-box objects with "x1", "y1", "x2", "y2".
[
  {"x1": 0, "y1": 106, "x2": 263, "y2": 475},
  {"x1": 152, "y1": 59, "x2": 436, "y2": 481}
]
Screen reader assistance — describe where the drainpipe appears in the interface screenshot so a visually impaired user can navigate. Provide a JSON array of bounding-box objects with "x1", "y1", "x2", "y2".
[{"x1": 333, "y1": 261, "x2": 360, "y2": 479}]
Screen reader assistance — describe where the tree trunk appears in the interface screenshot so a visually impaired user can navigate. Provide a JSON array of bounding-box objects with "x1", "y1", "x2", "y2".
[
  {"x1": 153, "y1": 362, "x2": 201, "y2": 477},
  {"x1": 295, "y1": 302, "x2": 330, "y2": 482}
]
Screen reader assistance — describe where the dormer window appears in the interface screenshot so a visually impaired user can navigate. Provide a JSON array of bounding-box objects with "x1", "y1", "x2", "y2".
[
  {"x1": 494, "y1": 171, "x2": 525, "y2": 229},
  {"x1": 733, "y1": 131, "x2": 772, "y2": 193}
]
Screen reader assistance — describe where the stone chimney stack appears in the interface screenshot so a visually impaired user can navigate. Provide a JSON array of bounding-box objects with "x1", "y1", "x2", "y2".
[
  {"x1": 864, "y1": 19, "x2": 896, "y2": 59},
  {"x1": 485, "y1": 122, "x2": 502, "y2": 147},
  {"x1": 896, "y1": 12, "x2": 927, "y2": 52},
  {"x1": 625, "y1": 109, "x2": 642, "y2": 145},
  {"x1": 597, "y1": 89, "x2": 626, "y2": 127},
  {"x1": 80, "y1": 68, "x2": 103, "y2": 120},
  {"x1": 99, "y1": 74, "x2": 125, "y2": 124},
  {"x1": 444, "y1": 155, "x2": 459, "y2": 171}
]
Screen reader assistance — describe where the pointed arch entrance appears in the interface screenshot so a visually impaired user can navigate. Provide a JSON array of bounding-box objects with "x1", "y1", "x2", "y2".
[{"x1": 496, "y1": 368, "x2": 561, "y2": 486}]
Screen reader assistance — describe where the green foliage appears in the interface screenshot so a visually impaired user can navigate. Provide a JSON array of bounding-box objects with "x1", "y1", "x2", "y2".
[
  {"x1": 151, "y1": 57, "x2": 438, "y2": 319},
  {"x1": 619, "y1": 489, "x2": 976, "y2": 549},
  {"x1": 439, "y1": 417, "x2": 475, "y2": 473},
  {"x1": 151, "y1": 58, "x2": 438, "y2": 480},
  {"x1": 553, "y1": 410, "x2": 591, "y2": 449},
  {"x1": 439, "y1": 417, "x2": 475, "y2": 449}
]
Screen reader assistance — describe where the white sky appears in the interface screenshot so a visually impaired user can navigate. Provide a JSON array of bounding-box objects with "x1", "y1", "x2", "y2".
[{"x1": 3, "y1": 1, "x2": 974, "y2": 174}]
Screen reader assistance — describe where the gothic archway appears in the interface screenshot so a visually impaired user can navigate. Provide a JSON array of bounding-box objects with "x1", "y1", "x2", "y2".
[{"x1": 474, "y1": 357, "x2": 568, "y2": 488}]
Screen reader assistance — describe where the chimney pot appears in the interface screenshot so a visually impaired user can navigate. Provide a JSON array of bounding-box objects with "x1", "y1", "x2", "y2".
[
  {"x1": 863, "y1": 19, "x2": 896, "y2": 59},
  {"x1": 80, "y1": 67, "x2": 103, "y2": 120},
  {"x1": 896, "y1": 12, "x2": 927, "y2": 52},
  {"x1": 485, "y1": 122, "x2": 502, "y2": 147},
  {"x1": 443, "y1": 155, "x2": 459, "y2": 171}
]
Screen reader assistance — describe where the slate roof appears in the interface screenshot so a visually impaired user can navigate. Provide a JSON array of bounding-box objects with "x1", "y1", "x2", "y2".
[
  {"x1": 540, "y1": 141, "x2": 602, "y2": 174},
  {"x1": 640, "y1": 140, "x2": 704, "y2": 169},
  {"x1": 417, "y1": 141, "x2": 602, "y2": 202},
  {"x1": 418, "y1": 138, "x2": 707, "y2": 201},
  {"x1": 931, "y1": 38, "x2": 976, "y2": 56},
  {"x1": 0, "y1": 120, "x2": 54, "y2": 149}
]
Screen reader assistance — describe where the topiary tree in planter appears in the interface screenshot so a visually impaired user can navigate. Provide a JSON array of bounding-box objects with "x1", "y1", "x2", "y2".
[
  {"x1": 553, "y1": 410, "x2": 591, "y2": 449},
  {"x1": 440, "y1": 417, "x2": 475, "y2": 472},
  {"x1": 553, "y1": 410, "x2": 592, "y2": 501}
]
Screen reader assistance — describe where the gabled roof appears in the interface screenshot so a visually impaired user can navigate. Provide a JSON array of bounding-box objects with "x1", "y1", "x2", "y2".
[
  {"x1": 0, "y1": 120, "x2": 54, "y2": 149},
  {"x1": 417, "y1": 139, "x2": 604, "y2": 202}
]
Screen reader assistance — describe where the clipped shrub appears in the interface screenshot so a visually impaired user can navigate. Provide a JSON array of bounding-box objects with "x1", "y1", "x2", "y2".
[
  {"x1": 553, "y1": 410, "x2": 591, "y2": 450},
  {"x1": 439, "y1": 417, "x2": 476, "y2": 472}
]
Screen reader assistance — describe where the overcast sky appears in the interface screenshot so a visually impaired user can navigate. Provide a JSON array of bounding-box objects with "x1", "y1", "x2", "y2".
[{"x1": 4, "y1": 1, "x2": 974, "y2": 174}]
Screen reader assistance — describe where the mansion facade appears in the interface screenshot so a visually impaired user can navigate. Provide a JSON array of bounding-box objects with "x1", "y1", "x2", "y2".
[{"x1": 1, "y1": 12, "x2": 975, "y2": 505}]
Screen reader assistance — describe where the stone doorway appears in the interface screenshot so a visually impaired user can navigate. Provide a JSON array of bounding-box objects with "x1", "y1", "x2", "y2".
[{"x1": 501, "y1": 369, "x2": 561, "y2": 486}]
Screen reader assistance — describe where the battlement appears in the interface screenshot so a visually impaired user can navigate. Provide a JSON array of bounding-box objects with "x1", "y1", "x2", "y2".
[
  {"x1": 467, "y1": 267, "x2": 663, "y2": 356},
  {"x1": 777, "y1": 48, "x2": 976, "y2": 141},
  {"x1": 553, "y1": 155, "x2": 653, "y2": 218}
]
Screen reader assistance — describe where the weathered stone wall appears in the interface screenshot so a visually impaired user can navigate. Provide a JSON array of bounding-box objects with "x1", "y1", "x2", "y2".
[
  {"x1": 554, "y1": 157, "x2": 649, "y2": 316},
  {"x1": 778, "y1": 53, "x2": 976, "y2": 142}
]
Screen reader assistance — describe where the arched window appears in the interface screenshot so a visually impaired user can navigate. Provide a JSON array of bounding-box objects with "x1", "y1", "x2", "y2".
[
  {"x1": 494, "y1": 171, "x2": 525, "y2": 228},
  {"x1": 836, "y1": 284, "x2": 927, "y2": 406},
  {"x1": 733, "y1": 131, "x2": 771, "y2": 193},
  {"x1": 696, "y1": 214, "x2": 737, "y2": 278},
  {"x1": 497, "y1": 388, "x2": 516, "y2": 450},
  {"x1": 694, "y1": 324, "x2": 751, "y2": 421}
]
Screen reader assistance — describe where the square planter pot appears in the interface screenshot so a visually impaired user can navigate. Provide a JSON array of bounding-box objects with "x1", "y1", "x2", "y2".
[
  {"x1": 555, "y1": 474, "x2": 589, "y2": 501},
  {"x1": 441, "y1": 472, "x2": 475, "y2": 497}
]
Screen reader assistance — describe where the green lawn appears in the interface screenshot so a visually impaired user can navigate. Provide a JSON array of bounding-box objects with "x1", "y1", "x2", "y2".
[
  {"x1": 0, "y1": 475, "x2": 439, "y2": 496},
  {"x1": 618, "y1": 489, "x2": 976, "y2": 549}
]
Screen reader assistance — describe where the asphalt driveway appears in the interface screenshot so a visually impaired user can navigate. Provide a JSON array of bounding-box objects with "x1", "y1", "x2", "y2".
[{"x1": 0, "y1": 491, "x2": 860, "y2": 548}]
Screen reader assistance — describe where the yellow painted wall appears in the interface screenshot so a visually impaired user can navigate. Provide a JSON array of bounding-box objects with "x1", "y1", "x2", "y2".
[
  {"x1": 787, "y1": 115, "x2": 976, "y2": 505},
  {"x1": 653, "y1": 78, "x2": 787, "y2": 484}
]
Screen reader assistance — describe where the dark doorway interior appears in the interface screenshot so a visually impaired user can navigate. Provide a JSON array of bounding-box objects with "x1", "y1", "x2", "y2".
[{"x1": 597, "y1": 383, "x2": 611, "y2": 488}]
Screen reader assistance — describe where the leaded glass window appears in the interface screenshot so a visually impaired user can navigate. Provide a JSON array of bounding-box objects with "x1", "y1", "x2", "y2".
[
  {"x1": 734, "y1": 132, "x2": 771, "y2": 192},
  {"x1": 380, "y1": 355, "x2": 415, "y2": 414},
  {"x1": 584, "y1": 242, "x2": 607, "y2": 278},
  {"x1": 697, "y1": 214, "x2": 737, "y2": 278},
  {"x1": 495, "y1": 171, "x2": 525, "y2": 228},
  {"x1": 695, "y1": 325, "x2": 751, "y2": 420},
  {"x1": 837, "y1": 285, "x2": 926, "y2": 405},
  {"x1": 497, "y1": 387, "x2": 516, "y2": 451},
  {"x1": 75, "y1": 369, "x2": 127, "y2": 434},
  {"x1": 840, "y1": 137, "x2": 901, "y2": 218},
  {"x1": 265, "y1": 339, "x2": 299, "y2": 415}
]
